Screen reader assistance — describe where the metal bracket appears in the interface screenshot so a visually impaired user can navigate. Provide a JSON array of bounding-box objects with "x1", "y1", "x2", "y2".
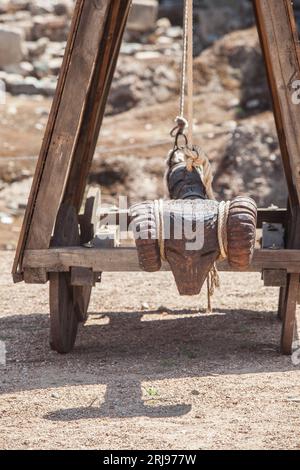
[{"x1": 262, "y1": 222, "x2": 285, "y2": 249}]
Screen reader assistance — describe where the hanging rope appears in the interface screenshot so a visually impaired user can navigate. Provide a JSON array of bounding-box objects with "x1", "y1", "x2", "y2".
[
  {"x1": 179, "y1": 0, "x2": 189, "y2": 120},
  {"x1": 172, "y1": 0, "x2": 192, "y2": 139},
  {"x1": 154, "y1": 199, "x2": 166, "y2": 261},
  {"x1": 187, "y1": 0, "x2": 194, "y2": 145},
  {"x1": 218, "y1": 200, "x2": 231, "y2": 260}
]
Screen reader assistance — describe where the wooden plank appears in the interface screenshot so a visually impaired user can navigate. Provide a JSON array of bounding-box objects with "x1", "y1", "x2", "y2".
[
  {"x1": 63, "y1": 0, "x2": 132, "y2": 211},
  {"x1": 79, "y1": 187, "x2": 101, "y2": 244},
  {"x1": 23, "y1": 268, "x2": 48, "y2": 284},
  {"x1": 12, "y1": 0, "x2": 85, "y2": 281},
  {"x1": 257, "y1": 208, "x2": 287, "y2": 228},
  {"x1": 254, "y1": 0, "x2": 300, "y2": 208},
  {"x1": 23, "y1": 1, "x2": 111, "y2": 252},
  {"x1": 71, "y1": 267, "x2": 95, "y2": 287},
  {"x1": 262, "y1": 222, "x2": 285, "y2": 249},
  {"x1": 262, "y1": 269, "x2": 287, "y2": 287},
  {"x1": 22, "y1": 248, "x2": 300, "y2": 274},
  {"x1": 281, "y1": 272, "x2": 299, "y2": 354},
  {"x1": 254, "y1": 1, "x2": 300, "y2": 352}
]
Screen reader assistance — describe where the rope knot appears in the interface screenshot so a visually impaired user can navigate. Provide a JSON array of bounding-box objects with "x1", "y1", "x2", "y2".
[
  {"x1": 183, "y1": 145, "x2": 215, "y2": 200},
  {"x1": 175, "y1": 116, "x2": 188, "y2": 133},
  {"x1": 184, "y1": 145, "x2": 204, "y2": 172}
]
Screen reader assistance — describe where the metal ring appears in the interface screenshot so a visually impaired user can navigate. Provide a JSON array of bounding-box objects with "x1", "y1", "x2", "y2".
[{"x1": 175, "y1": 132, "x2": 188, "y2": 149}]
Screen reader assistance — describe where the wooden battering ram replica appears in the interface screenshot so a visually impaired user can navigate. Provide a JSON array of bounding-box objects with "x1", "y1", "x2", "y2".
[{"x1": 12, "y1": 0, "x2": 300, "y2": 354}]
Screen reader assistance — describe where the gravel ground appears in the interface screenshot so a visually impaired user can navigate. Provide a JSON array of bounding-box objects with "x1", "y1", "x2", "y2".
[{"x1": 0, "y1": 251, "x2": 299, "y2": 450}]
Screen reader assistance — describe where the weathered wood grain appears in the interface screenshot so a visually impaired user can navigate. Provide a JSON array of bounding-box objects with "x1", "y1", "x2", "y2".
[
  {"x1": 12, "y1": 0, "x2": 85, "y2": 281},
  {"x1": 22, "y1": 247, "x2": 300, "y2": 274},
  {"x1": 254, "y1": 0, "x2": 300, "y2": 207},
  {"x1": 280, "y1": 272, "x2": 299, "y2": 354},
  {"x1": 64, "y1": 0, "x2": 132, "y2": 211},
  {"x1": 25, "y1": 1, "x2": 110, "y2": 251}
]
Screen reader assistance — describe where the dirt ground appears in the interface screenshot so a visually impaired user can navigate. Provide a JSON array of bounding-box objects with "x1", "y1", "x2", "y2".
[{"x1": 0, "y1": 251, "x2": 299, "y2": 450}]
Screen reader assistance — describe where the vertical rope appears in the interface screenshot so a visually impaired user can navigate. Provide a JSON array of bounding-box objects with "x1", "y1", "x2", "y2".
[
  {"x1": 179, "y1": 0, "x2": 189, "y2": 119},
  {"x1": 187, "y1": 0, "x2": 194, "y2": 145},
  {"x1": 178, "y1": 0, "x2": 193, "y2": 140}
]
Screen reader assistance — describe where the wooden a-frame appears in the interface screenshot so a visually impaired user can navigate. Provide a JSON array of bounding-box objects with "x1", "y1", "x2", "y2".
[{"x1": 12, "y1": 0, "x2": 300, "y2": 354}]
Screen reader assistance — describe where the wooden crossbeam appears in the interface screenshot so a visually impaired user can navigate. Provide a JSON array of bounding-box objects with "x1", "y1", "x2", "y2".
[{"x1": 23, "y1": 248, "x2": 300, "y2": 273}]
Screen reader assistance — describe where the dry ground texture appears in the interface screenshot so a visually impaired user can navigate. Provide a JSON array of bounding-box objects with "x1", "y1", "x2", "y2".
[{"x1": 0, "y1": 251, "x2": 300, "y2": 450}]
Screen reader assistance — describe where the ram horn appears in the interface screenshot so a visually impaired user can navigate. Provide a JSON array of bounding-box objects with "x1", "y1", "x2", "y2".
[{"x1": 226, "y1": 196, "x2": 257, "y2": 270}]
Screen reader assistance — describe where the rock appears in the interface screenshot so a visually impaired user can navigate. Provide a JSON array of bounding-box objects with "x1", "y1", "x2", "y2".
[
  {"x1": 48, "y1": 57, "x2": 62, "y2": 75},
  {"x1": 6, "y1": 0, "x2": 30, "y2": 13},
  {"x1": 0, "y1": 1, "x2": 10, "y2": 15},
  {"x1": 38, "y1": 77, "x2": 56, "y2": 95},
  {"x1": 0, "y1": 178, "x2": 32, "y2": 213},
  {"x1": 32, "y1": 14, "x2": 69, "y2": 42},
  {"x1": 0, "y1": 212, "x2": 13, "y2": 225},
  {"x1": 128, "y1": 0, "x2": 158, "y2": 32},
  {"x1": 53, "y1": 1, "x2": 73, "y2": 16},
  {"x1": 107, "y1": 52, "x2": 178, "y2": 114},
  {"x1": 29, "y1": 0, "x2": 55, "y2": 15},
  {"x1": 26, "y1": 38, "x2": 49, "y2": 58},
  {"x1": 197, "y1": 0, "x2": 254, "y2": 49},
  {"x1": 90, "y1": 154, "x2": 165, "y2": 204},
  {"x1": 153, "y1": 85, "x2": 170, "y2": 102},
  {"x1": 194, "y1": 27, "x2": 270, "y2": 114},
  {"x1": 5, "y1": 74, "x2": 41, "y2": 95},
  {"x1": 32, "y1": 58, "x2": 50, "y2": 78},
  {"x1": 108, "y1": 75, "x2": 143, "y2": 115},
  {"x1": 165, "y1": 26, "x2": 182, "y2": 39},
  {"x1": 46, "y1": 40, "x2": 66, "y2": 58},
  {"x1": 156, "y1": 17, "x2": 171, "y2": 30},
  {"x1": 0, "y1": 26, "x2": 25, "y2": 68},
  {"x1": 214, "y1": 119, "x2": 287, "y2": 208},
  {"x1": 3, "y1": 60, "x2": 34, "y2": 76},
  {"x1": 1, "y1": 72, "x2": 56, "y2": 96},
  {"x1": 120, "y1": 42, "x2": 143, "y2": 56},
  {"x1": 134, "y1": 50, "x2": 162, "y2": 60}
]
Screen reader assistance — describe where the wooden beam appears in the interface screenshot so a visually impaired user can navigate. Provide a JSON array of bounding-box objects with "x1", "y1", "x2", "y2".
[
  {"x1": 22, "y1": 248, "x2": 300, "y2": 274},
  {"x1": 70, "y1": 267, "x2": 95, "y2": 287},
  {"x1": 12, "y1": 0, "x2": 85, "y2": 281},
  {"x1": 257, "y1": 208, "x2": 287, "y2": 228},
  {"x1": 25, "y1": 1, "x2": 112, "y2": 251},
  {"x1": 254, "y1": 0, "x2": 300, "y2": 208},
  {"x1": 63, "y1": 0, "x2": 132, "y2": 211},
  {"x1": 13, "y1": 1, "x2": 132, "y2": 282},
  {"x1": 281, "y1": 272, "x2": 299, "y2": 354},
  {"x1": 262, "y1": 269, "x2": 287, "y2": 287},
  {"x1": 23, "y1": 267, "x2": 48, "y2": 284}
]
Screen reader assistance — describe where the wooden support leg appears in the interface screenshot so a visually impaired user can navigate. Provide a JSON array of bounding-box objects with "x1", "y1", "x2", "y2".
[
  {"x1": 278, "y1": 286, "x2": 286, "y2": 321},
  {"x1": 280, "y1": 273, "x2": 299, "y2": 355}
]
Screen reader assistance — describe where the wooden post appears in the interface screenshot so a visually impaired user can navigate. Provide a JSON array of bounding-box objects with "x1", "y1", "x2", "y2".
[
  {"x1": 63, "y1": 1, "x2": 132, "y2": 211},
  {"x1": 12, "y1": 0, "x2": 132, "y2": 280},
  {"x1": 254, "y1": 0, "x2": 300, "y2": 353}
]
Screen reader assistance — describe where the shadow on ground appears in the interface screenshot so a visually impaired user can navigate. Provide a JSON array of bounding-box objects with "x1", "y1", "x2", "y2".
[{"x1": 0, "y1": 308, "x2": 297, "y2": 421}]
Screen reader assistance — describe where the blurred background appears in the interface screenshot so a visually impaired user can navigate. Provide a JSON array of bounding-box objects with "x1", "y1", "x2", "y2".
[{"x1": 0, "y1": 0, "x2": 297, "y2": 250}]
